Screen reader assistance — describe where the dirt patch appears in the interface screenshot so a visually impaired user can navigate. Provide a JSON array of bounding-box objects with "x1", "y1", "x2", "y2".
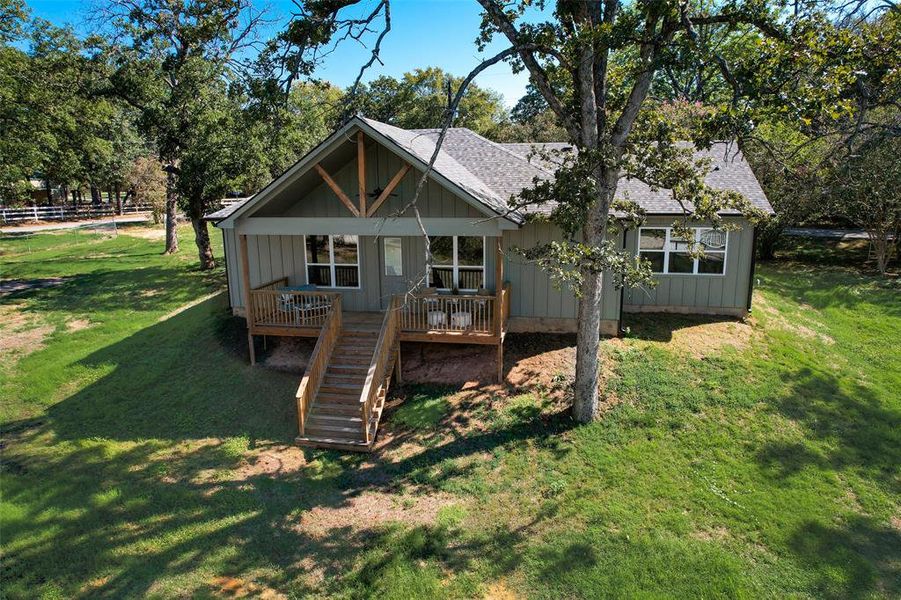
[
  {"x1": 119, "y1": 226, "x2": 165, "y2": 240},
  {"x1": 262, "y1": 337, "x2": 316, "y2": 373},
  {"x1": 0, "y1": 276, "x2": 70, "y2": 296},
  {"x1": 210, "y1": 576, "x2": 286, "y2": 599},
  {"x1": 504, "y1": 333, "x2": 576, "y2": 391},
  {"x1": 294, "y1": 490, "x2": 453, "y2": 539},
  {"x1": 66, "y1": 318, "x2": 92, "y2": 332},
  {"x1": 0, "y1": 303, "x2": 53, "y2": 363},
  {"x1": 399, "y1": 333, "x2": 577, "y2": 391},
  {"x1": 401, "y1": 342, "x2": 496, "y2": 385},
  {"x1": 484, "y1": 579, "x2": 523, "y2": 599},
  {"x1": 233, "y1": 444, "x2": 307, "y2": 480}
]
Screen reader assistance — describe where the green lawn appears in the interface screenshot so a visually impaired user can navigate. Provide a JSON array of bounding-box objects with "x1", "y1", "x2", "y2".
[{"x1": 1, "y1": 230, "x2": 898, "y2": 599}]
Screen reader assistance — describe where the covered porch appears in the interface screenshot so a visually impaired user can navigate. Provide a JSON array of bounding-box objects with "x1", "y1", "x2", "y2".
[{"x1": 238, "y1": 233, "x2": 511, "y2": 382}]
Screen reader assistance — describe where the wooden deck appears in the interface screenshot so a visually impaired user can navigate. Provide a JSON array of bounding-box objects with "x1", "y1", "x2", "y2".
[{"x1": 242, "y1": 281, "x2": 509, "y2": 451}]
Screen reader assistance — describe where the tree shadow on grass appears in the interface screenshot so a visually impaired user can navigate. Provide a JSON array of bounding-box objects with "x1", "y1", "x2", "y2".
[
  {"x1": 755, "y1": 366, "x2": 901, "y2": 598},
  {"x1": 3, "y1": 296, "x2": 574, "y2": 597},
  {"x1": 9, "y1": 265, "x2": 224, "y2": 316},
  {"x1": 788, "y1": 516, "x2": 900, "y2": 599},
  {"x1": 755, "y1": 367, "x2": 900, "y2": 490},
  {"x1": 36, "y1": 295, "x2": 298, "y2": 442}
]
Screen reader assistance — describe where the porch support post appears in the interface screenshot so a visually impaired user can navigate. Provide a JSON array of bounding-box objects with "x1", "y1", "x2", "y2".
[
  {"x1": 357, "y1": 131, "x2": 366, "y2": 217},
  {"x1": 494, "y1": 236, "x2": 504, "y2": 292},
  {"x1": 239, "y1": 233, "x2": 256, "y2": 365},
  {"x1": 395, "y1": 343, "x2": 403, "y2": 384},
  {"x1": 495, "y1": 236, "x2": 505, "y2": 383}
]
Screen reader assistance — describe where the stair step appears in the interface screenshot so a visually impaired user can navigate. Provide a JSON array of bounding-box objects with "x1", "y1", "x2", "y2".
[
  {"x1": 313, "y1": 401, "x2": 363, "y2": 415},
  {"x1": 324, "y1": 373, "x2": 365, "y2": 384},
  {"x1": 317, "y1": 391, "x2": 361, "y2": 403},
  {"x1": 308, "y1": 413, "x2": 363, "y2": 425},
  {"x1": 340, "y1": 331, "x2": 379, "y2": 339},
  {"x1": 328, "y1": 364, "x2": 370, "y2": 374},
  {"x1": 332, "y1": 346, "x2": 375, "y2": 354},
  {"x1": 305, "y1": 423, "x2": 366, "y2": 436},
  {"x1": 320, "y1": 381, "x2": 362, "y2": 392}
]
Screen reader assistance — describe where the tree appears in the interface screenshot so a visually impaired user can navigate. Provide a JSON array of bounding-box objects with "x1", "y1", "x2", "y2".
[
  {"x1": 350, "y1": 67, "x2": 508, "y2": 136},
  {"x1": 100, "y1": 0, "x2": 265, "y2": 266},
  {"x1": 826, "y1": 126, "x2": 900, "y2": 275},
  {"x1": 1, "y1": 8, "x2": 141, "y2": 208},
  {"x1": 238, "y1": 79, "x2": 345, "y2": 193},
  {"x1": 125, "y1": 155, "x2": 167, "y2": 222},
  {"x1": 269, "y1": 0, "x2": 889, "y2": 422}
]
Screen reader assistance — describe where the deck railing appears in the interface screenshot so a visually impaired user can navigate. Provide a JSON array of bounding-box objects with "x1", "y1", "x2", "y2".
[
  {"x1": 359, "y1": 296, "x2": 400, "y2": 444},
  {"x1": 249, "y1": 277, "x2": 338, "y2": 330},
  {"x1": 295, "y1": 295, "x2": 342, "y2": 436},
  {"x1": 397, "y1": 292, "x2": 498, "y2": 335}
]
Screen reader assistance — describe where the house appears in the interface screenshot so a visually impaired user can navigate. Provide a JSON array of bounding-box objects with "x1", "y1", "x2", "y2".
[{"x1": 206, "y1": 115, "x2": 773, "y2": 451}]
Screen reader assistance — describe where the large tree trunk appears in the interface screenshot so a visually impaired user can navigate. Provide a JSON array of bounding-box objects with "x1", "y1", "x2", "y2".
[
  {"x1": 191, "y1": 217, "x2": 216, "y2": 270},
  {"x1": 572, "y1": 169, "x2": 616, "y2": 422},
  {"x1": 115, "y1": 184, "x2": 122, "y2": 215},
  {"x1": 45, "y1": 179, "x2": 52, "y2": 204},
  {"x1": 164, "y1": 167, "x2": 179, "y2": 254}
]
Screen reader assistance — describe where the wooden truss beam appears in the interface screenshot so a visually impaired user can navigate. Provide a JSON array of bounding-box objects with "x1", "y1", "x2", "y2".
[
  {"x1": 357, "y1": 132, "x2": 366, "y2": 217},
  {"x1": 367, "y1": 163, "x2": 412, "y2": 217},
  {"x1": 314, "y1": 163, "x2": 360, "y2": 217}
]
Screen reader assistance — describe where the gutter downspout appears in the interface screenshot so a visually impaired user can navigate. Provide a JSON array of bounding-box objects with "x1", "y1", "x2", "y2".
[
  {"x1": 746, "y1": 225, "x2": 759, "y2": 313},
  {"x1": 618, "y1": 223, "x2": 627, "y2": 336}
]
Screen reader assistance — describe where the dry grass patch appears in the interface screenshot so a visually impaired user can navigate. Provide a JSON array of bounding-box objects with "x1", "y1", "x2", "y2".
[
  {"x1": 0, "y1": 303, "x2": 54, "y2": 364},
  {"x1": 660, "y1": 318, "x2": 756, "y2": 359},
  {"x1": 294, "y1": 491, "x2": 455, "y2": 540},
  {"x1": 756, "y1": 295, "x2": 835, "y2": 345},
  {"x1": 119, "y1": 226, "x2": 166, "y2": 240}
]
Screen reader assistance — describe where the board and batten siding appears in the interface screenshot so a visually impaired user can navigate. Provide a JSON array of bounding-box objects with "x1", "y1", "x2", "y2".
[
  {"x1": 225, "y1": 231, "x2": 497, "y2": 313},
  {"x1": 273, "y1": 141, "x2": 483, "y2": 219},
  {"x1": 622, "y1": 216, "x2": 753, "y2": 315},
  {"x1": 502, "y1": 221, "x2": 621, "y2": 334}
]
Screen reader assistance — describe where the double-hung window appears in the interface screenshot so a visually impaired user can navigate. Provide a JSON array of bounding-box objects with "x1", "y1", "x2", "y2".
[
  {"x1": 305, "y1": 235, "x2": 360, "y2": 288},
  {"x1": 428, "y1": 236, "x2": 485, "y2": 291},
  {"x1": 638, "y1": 227, "x2": 728, "y2": 275}
]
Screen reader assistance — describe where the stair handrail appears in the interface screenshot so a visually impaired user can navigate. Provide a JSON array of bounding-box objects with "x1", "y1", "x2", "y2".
[
  {"x1": 295, "y1": 294, "x2": 342, "y2": 437},
  {"x1": 359, "y1": 296, "x2": 400, "y2": 444}
]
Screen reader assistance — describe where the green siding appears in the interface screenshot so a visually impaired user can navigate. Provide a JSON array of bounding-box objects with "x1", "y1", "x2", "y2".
[
  {"x1": 502, "y1": 222, "x2": 619, "y2": 322},
  {"x1": 278, "y1": 141, "x2": 483, "y2": 219},
  {"x1": 622, "y1": 216, "x2": 753, "y2": 311},
  {"x1": 231, "y1": 233, "x2": 499, "y2": 312}
]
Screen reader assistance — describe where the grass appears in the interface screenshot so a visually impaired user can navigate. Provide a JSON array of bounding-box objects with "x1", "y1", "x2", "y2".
[{"x1": 1, "y1": 231, "x2": 899, "y2": 599}]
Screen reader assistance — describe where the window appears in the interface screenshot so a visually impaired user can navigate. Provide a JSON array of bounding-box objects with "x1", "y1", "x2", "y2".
[
  {"x1": 305, "y1": 235, "x2": 360, "y2": 288},
  {"x1": 638, "y1": 227, "x2": 727, "y2": 275},
  {"x1": 384, "y1": 237, "x2": 403, "y2": 276},
  {"x1": 429, "y1": 236, "x2": 485, "y2": 290}
]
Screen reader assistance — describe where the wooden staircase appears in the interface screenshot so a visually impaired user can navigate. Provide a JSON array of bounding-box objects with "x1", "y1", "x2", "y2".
[{"x1": 295, "y1": 309, "x2": 399, "y2": 451}]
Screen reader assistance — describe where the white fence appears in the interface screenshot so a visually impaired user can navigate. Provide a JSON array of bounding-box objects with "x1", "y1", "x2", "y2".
[{"x1": 0, "y1": 204, "x2": 153, "y2": 224}]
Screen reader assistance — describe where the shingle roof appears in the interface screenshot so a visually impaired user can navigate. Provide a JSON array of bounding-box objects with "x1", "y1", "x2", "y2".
[
  {"x1": 361, "y1": 118, "x2": 512, "y2": 218},
  {"x1": 203, "y1": 197, "x2": 252, "y2": 222},
  {"x1": 410, "y1": 126, "x2": 772, "y2": 216},
  {"x1": 206, "y1": 116, "x2": 772, "y2": 222},
  {"x1": 498, "y1": 141, "x2": 772, "y2": 215}
]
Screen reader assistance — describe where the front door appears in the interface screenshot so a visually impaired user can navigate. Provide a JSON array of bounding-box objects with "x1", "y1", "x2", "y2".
[{"x1": 378, "y1": 236, "x2": 410, "y2": 309}]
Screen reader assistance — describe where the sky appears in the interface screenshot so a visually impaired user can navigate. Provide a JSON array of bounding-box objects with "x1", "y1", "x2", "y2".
[{"x1": 24, "y1": 0, "x2": 545, "y2": 106}]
